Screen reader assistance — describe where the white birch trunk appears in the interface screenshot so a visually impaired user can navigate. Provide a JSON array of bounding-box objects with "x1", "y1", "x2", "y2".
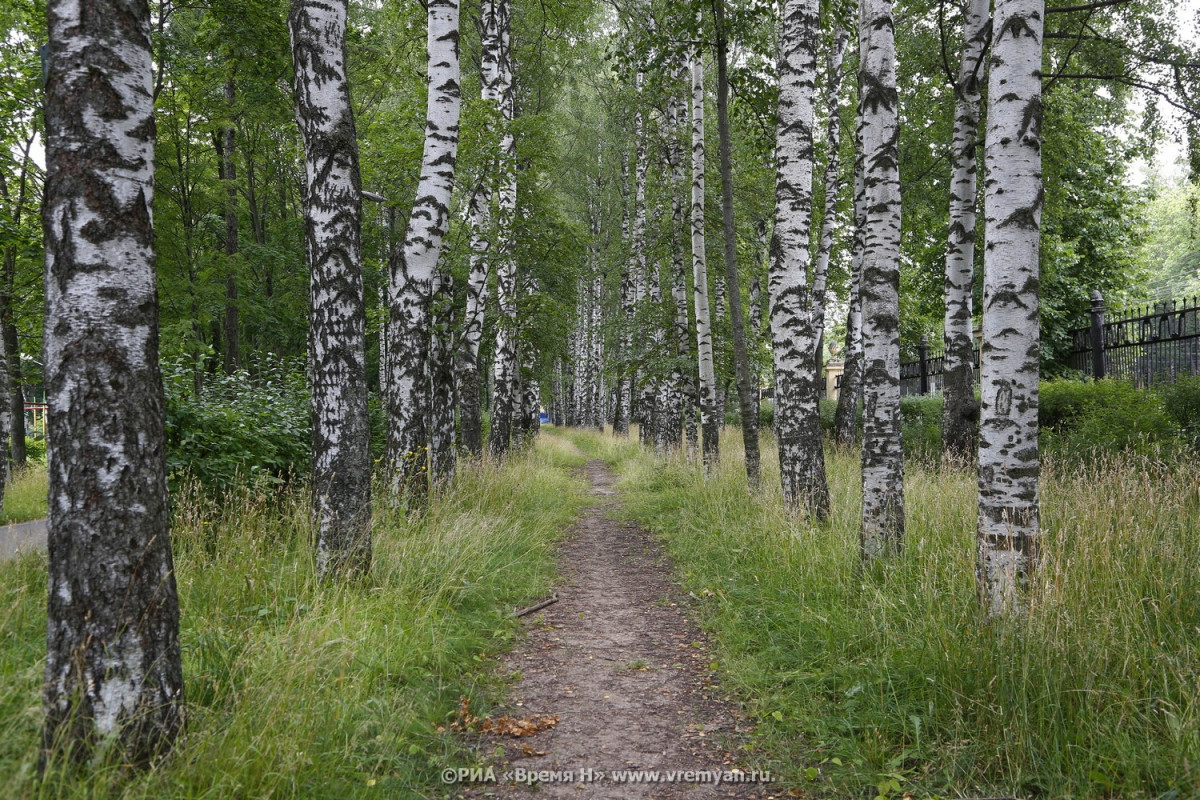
[
  {"x1": 769, "y1": 0, "x2": 828, "y2": 515},
  {"x1": 833, "y1": 117, "x2": 866, "y2": 446},
  {"x1": 42, "y1": 0, "x2": 183, "y2": 760},
  {"x1": 430, "y1": 265, "x2": 457, "y2": 486},
  {"x1": 691, "y1": 44, "x2": 719, "y2": 467},
  {"x1": 978, "y1": 0, "x2": 1044, "y2": 616},
  {"x1": 290, "y1": 0, "x2": 373, "y2": 576},
  {"x1": 458, "y1": 0, "x2": 501, "y2": 456},
  {"x1": 387, "y1": 0, "x2": 461, "y2": 500},
  {"x1": 488, "y1": 0, "x2": 519, "y2": 456},
  {"x1": 858, "y1": 0, "x2": 905, "y2": 556},
  {"x1": 943, "y1": 0, "x2": 989, "y2": 459}
]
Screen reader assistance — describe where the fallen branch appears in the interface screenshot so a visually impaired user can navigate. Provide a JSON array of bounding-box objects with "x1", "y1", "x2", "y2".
[{"x1": 513, "y1": 592, "x2": 559, "y2": 618}]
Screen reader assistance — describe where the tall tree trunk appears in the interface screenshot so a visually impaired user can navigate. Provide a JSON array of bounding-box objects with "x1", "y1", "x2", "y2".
[
  {"x1": 631, "y1": 77, "x2": 658, "y2": 448},
  {"x1": 458, "y1": 0, "x2": 502, "y2": 457},
  {"x1": 833, "y1": 256, "x2": 863, "y2": 446},
  {"x1": 833, "y1": 118, "x2": 866, "y2": 446},
  {"x1": 690, "y1": 41, "x2": 719, "y2": 468},
  {"x1": 42, "y1": 0, "x2": 184, "y2": 763},
  {"x1": 614, "y1": 158, "x2": 634, "y2": 437},
  {"x1": 220, "y1": 78, "x2": 240, "y2": 374},
  {"x1": 666, "y1": 80, "x2": 692, "y2": 454},
  {"x1": 713, "y1": 0, "x2": 761, "y2": 488},
  {"x1": 430, "y1": 265, "x2": 457, "y2": 486},
  {"x1": 942, "y1": 0, "x2": 988, "y2": 460},
  {"x1": 290, "y1": 0, "x2": 373, "y2": 577},
  {"x1": 768, "y1": 0, "x2": 828, "y2": 515},
  {"x1": 458, "y1": 183, "x2": 490, "y2": 457},
  {"x1": 978, "y1": 0, "x2": 1043, "y2": 616},
  {"x1": 810, "y1": 22, "x2": 850, "y2": 367},
  {"x1": 488, "y1": 0, "x2": 518, "y2": 457},
  {"x1": 388, "y1": 0, "x2": 461, "y2": 499},
  {"x1": 858, "y1": 0, "x2": 904, "y2": 557},
  {"x1": 0, "y1": 137, "x2": 32, "y2": 468},
  {"x1": 590, "y1": 272, "x2": 606, "y2": 432}
]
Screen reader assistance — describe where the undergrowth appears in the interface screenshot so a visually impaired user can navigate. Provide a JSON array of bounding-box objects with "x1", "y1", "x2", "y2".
[
  {"x1": 0, "y1": 434, "x2": 588, "y2": 799},
  {"x1": 559, "y1": 426, "x2": 1200, "y2": 799},
  {"x1": 1, "y1": 468, "x2": 47, "y2": 525}
]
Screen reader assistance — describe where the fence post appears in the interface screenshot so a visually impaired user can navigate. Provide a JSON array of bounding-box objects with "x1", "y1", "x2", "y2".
[
  {"x1": 919, "y1": 334, "x2": 930, "y2": 395},
  {"x1": 1089, "y1": 290, "x2": 1106, "y2": 380}
]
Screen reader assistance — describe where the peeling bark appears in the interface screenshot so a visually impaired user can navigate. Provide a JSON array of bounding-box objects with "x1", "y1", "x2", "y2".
[
  {"x1": 978, "y1": 0, "x2": 1043, "y2": 617},
  {"x1": 858, "y1": 0, "x2": 905, "y2": 556},
  {"x1": 290, "y1": 0, "x2": 373, "y2": 576},
  {"x1": 389, "y1": 0, "x2": 461, "y2": 499},
  {"x1": 943, "y1": 0, "x2": 989, "y2": 460},
  {"x1": 691, "y1": 42, "x2": 719, "y2": 469},
  {"x1": 42, "y1": 0, "x2": 184, "y2": 762},
  {"x1": 769, "y1": 0, "x2": 828, "y2": 515}
]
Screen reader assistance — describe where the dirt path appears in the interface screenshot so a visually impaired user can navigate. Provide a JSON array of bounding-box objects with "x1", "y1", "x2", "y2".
[{"x1": 458, "y1": 460, "x2": 775, "y2": 799}]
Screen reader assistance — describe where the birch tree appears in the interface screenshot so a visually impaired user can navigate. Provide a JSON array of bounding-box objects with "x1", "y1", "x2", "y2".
[
  {"x1": 691, "y1": 42, "x2": 720, "y2": 467},
  {"x1": 290, "y1": 0, "x2": 373, "y2": 575},
  {"x1": 388, "y1": 0, "x2": 461, "y2": 499},
  {"x1": 668, "y1": 78, "x2": 695, "y2": 454},
  {"x1": 430, "y1": 265, "x2": 457, "y2": 486},
  {"x1": 459, "y1": 0, "x2": 503, "y2": 457},
  {"x1": 41, "y1": 0, "x2": 184, "y2": 761},
  {"x1": 943, "y1": 0, "x2": 989, "y2": 460},
  {"x1": 978, "y1": 0, "x2": 1044, "y2": 616},
  {"x1": 858, "y1": 0, "x2": 904, "y2": 556},
  {"x1": 769, "y1": 0, "x2": 828, "y2": 515},
  {"x1": 833, "y1": 119, "x2": 866, "y2": 447},
  {"x1": 488, "y1": 0, "x2": 519, "y2": 457}
]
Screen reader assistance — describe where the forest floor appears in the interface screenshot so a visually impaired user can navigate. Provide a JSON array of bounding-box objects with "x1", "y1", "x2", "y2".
[{"x1": 458, "y1": 457, "x2": 775, "y2": 799}]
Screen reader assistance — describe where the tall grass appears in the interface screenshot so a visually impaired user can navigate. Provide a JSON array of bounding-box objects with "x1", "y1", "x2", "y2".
[
  {"x1": 561, "y1": 426, "x2": 1200, "y2": 799},
  {"x1": 1, "y1": 468, "x2": 48, "y2": 524},
  {"x1": 0, "y1": 435, "x2": 588, "y2": 799}
]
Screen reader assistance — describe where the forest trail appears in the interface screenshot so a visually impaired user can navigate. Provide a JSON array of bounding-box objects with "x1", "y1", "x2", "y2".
[{"x1": 460, "y1": 457, "x2": 774, "y2": 799}]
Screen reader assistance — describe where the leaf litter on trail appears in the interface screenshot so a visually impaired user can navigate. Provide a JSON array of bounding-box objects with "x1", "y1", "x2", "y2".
[{"x1": 451, "y1": 696, "x2": 559, "y2": 737}]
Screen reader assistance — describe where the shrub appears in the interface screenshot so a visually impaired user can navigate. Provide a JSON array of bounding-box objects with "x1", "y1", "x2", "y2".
[
  {"x1": 1040, "y1": 379, "x2": 1180, "y2": 461},
  {"x1": 900, "y1": 393, "x2": 943, "y2": 463},
  {"x1": 163, "y1": 356, "x2": 310, "y2": 493},
  {"x1": 758, "y1": 398, "x2": 774, "y2": 430},
  {"x1": 1157, "y1": 375, "x2": 1200, "y2": 451}
]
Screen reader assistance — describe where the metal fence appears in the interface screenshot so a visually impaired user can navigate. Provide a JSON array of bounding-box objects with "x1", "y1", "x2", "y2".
[
  {"x1": 1068, "y1": 292, "x2": 1200, "y2": 386},
  {"x1": 899, "y1": 336, "x2": 980, "y2": 397}
]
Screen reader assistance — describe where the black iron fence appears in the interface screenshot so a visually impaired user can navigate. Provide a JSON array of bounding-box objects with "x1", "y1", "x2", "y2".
[
  {"x1": 889, "y1": 292, "x2": 1200, "y2": 397},
  {"x1": 1068, "y1": 292, "x2": 1200, "y2": 386},
  {"x1": 899, "y1": 335, "x2": 980, "y2": 397}
]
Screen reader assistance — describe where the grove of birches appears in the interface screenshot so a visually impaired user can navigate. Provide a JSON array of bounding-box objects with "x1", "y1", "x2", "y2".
[{"x1": 2, "y1": 0, "x2": 1200, "y2": 782}]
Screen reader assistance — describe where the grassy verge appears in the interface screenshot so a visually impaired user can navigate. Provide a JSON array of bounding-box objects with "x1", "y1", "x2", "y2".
[
  {"x1": 1, "y1": 468, "x2": 48, "y2": 524},
  {"x1": 1, "y1": 434, "x2": 588, "y2": 799},
  {"x1": 560, "y1": 425, "x2": 1200, "y2": 799}
]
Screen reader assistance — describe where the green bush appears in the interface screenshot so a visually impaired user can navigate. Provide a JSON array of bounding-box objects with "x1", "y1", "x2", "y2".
[
  {"x1": 758, "y1": 398, "x2": 774, "y2": 430},
  {"x1": 900, "y1": 393, "x2": 943, "y2": 463},
  {"x1": 1040, "y1": 379, "x2": 1180, "y2": 460},
  {"x1": 163, "y1": 356, "x2": 310, "y2": 493},
  {"x1": 21, "y1": 437, "x2": 46, "y2": 464},
  {"x1": 1157, "y1": 375, "x2": 1200, "y2": 451}
]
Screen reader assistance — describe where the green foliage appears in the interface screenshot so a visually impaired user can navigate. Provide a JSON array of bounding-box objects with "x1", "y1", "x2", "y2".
[
  {"x1": 568, "y1": 427, "x2": 1200, "y2": 799},
  {"x1": 1, "y1": 436, "x2": 589, "y2": 798},
  {"x1": 1158, "y1": 375, "x2": 1200, "y2": 451},
  {"x1": 1041, "y1": 379, "x2": 1181, "y2": 460},
  {"x1": 162, "y1": 357, "x2": 310, "y2": 493},
  {"x1": 0, "y1": 468, "x2": 46, "y2": 524},
  {"x1": 898, "y1": 394, "x2": 942, "y2": 464}
]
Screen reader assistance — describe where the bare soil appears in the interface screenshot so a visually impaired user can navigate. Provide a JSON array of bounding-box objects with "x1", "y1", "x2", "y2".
[{"x1": 458, "y1": 459, "x2": 778, "y2": 799}]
